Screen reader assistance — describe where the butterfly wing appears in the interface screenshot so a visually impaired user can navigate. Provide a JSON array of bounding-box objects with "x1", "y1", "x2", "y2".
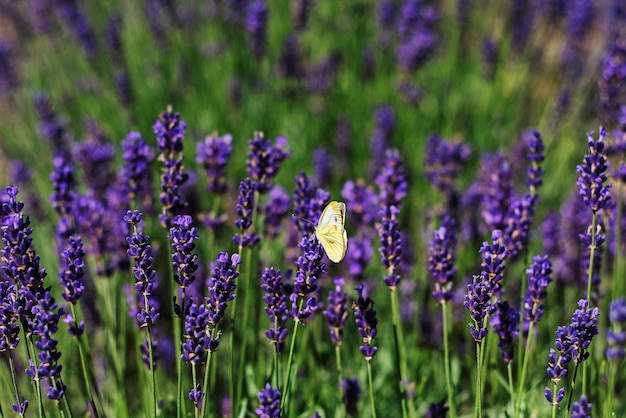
[{"x1": 316, "y1": 201, "x2": 348, "y2": 263}]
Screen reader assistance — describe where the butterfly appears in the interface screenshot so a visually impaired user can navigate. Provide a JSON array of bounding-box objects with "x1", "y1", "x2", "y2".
[{"x1": 315, "y1": 201, "x2": 348, "y2": 263}]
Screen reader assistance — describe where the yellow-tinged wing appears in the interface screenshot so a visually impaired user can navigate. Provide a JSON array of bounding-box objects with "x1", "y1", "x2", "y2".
[{"x1": 315, "y1": 201, "x2": 348, "y2": 263}]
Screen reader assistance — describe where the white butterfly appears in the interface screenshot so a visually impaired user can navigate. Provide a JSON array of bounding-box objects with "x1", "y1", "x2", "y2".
[{"x1": 315, "y1": 201, "x2": 348, "y2": 263}]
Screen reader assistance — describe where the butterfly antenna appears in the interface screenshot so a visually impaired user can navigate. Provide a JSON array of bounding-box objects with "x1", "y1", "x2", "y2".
[{"x1": 291, "y1": 213, "x2": 316, "y2": 225}]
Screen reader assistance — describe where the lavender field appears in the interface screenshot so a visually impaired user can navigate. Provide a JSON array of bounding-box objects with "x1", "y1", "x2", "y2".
[{"x1": 0, "y1": 1, "x2": 625, "y2": 417}]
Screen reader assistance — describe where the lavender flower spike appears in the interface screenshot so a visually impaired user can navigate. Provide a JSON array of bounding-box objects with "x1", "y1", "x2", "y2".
[
  {"x1": 247, "y1": 132, "x2": 291, "y2": 193},
  {"x1": 576, "y1": 127, "x2": 612, "y2": 213},
  {"x1": 255, "y1": 383, "x2": 282, "y2": 418},
  {"x1": 429, "y1": 216, "x2": 457, "y2": 303},
  {"x1": 571, "y1": 395, "x2": 592, "y2": 418},
  {"x1": 196, "y1": 133, "x2": 233, "y2": 195},
  {"x1": 353, "y1": 283, "x2": 378, "y2": 360},
  {"x1": 261, "y1": 267, "x2": 288, "y2": 353},
  {"x1": 522, "y1": 255, "x2": 552, "y2": 336},
  {"x1": 233, "y1": 178, "x2": 260, "y2": 249},
  {"x1": 323, "y1": 277, "x2": 349, "y2": 346},
  {"x1": 169, "y1": 215, "x2": 199, "y2": 292},
  {"x1": 606, "y1": 298, "x2": 626, "y2": 361},
  {"x1": 120, "y1": 131, "x2": 155, "y2": 214},
  {"x1": 378, "y1": 205, "x2": 403, "y2": 289}
]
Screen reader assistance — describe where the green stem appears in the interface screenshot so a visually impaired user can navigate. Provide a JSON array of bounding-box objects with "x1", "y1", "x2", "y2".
[
  {"x1": 474, "y1": 341, "x2": 482, "y2": 418},
  {"x1": 389, "y1": 287, "x2": 412, "y2": 418},
  {"x1": 70, "y1": 304, "x2": 100, "y2": 418},
  {"x1": 367, "y1": 359, "x2": 377, "y2": 418},
  {"x1": 191, "y1": 363, "x2": 199, "y2": 418},
  {"x1": 280, "y1": 299, "x2": 304, "y2": 412},
  {"x1": 507, "y1": 363, "x2": 514, "y2": 415},
  {"x1": 143, "y1": 293, "x2": 158, "y2": 418},
  {"x1": 586, "y1": 212, "x2": 597, "y2": 305},
  {"x1": 441, "y1": 301, "x2": 456, "y2": 417},
  {"x1": 335, "y1": 344, "x2": 345, "y2": 416},
  {"x1": 200, "y1": 328, "x2": 219, "y2": 418},
  {"x1": 235, "y1": 248, "x2": 254, "y2": 415},
  {"x1": 515, "y1": 306, "x2": 538, "y2": 418},
  {"x1": 7, "y1": 351, "x2": 26, "y2": 418},
  {"x1": 551, "y1": 382, "x2": 558, "y2": 418}
]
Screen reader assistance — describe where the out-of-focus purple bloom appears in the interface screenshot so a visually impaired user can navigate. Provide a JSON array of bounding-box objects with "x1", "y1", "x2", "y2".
[
  {"x1": 233, "y1": 178, "x2": 260, "y2": 249},
  {"x1": 481, "y1": 36, "x2": 498, "y2": 79},
  {"x1": 304, "y1": 52, "x2": 342, "y2": 94},
  {"x1": 376, "y1": 148, "x2": 408, "y2": 208},
  {"x1": 606, "y1": 298, "x2": 626, "y2": 361},
  {"x1": 509, "y1": 0, "x2": 534, "y2": 54},
  {"x1": 490, "y1": 300, "x2": 519, "y2": 364},
  {"x1": 344, "y1": 235, "x2": 373, "y2": 282},
  {"x1": 369, "y1": 105, "x2": 396, "y2": 175},
  {"x1": 522, "y1": 255, "x2": 552, "y2": 335},
  {"x1": 429, "y1": 216, "x2": 457, "y2": 303},
  {"x1": 394, "y1": 0, "x2": 439, "y2": 74},
  {"x1": 571, "y1": 395, "x2": 592, "y2": 418},
  {"x1": 378, "y1": 205, "x2": 403, "y2": 289},
  {"x1": 74, "y1": 120, "x2": 116, "y2": 199},
  {"x1": 396, "y1": 80, "x2": 423, "y2": 106},
  {"x1": 277, "y1": 34, "x2": 303, "y2": 79},
  {"x1": 263, "y1": 186, "x2": 290, "y2": 239},
  {"x1": 120, "y1": 131, "x2": 155, "y2": 215},
  {"x1": 353, "y1": 282, "x2": 378, "y2": 360},
  {"x1": 261, "y1": 267, "x2": 289, "y2": 353},
  {"x1": 247, "y1": 133, "x2": 291, "y2": 193},
  {"x1": 114, "y1": 71, "x2": 134, "y2": 108},
  {"x1": 341, "y1": 180, "x2": 379, "y2": 231},
  {"x1": 104, "y1": 12, "x2": 124, "y2": 67},
  {"x1": 424, "y1": 134, "x2": 472, "y2": 212},
  {"x1": 55, "y1": 0, "x2": 98, "y2": 57},
  {"x1": 9, "y1": 161, "x2": 42, "y2": 219},
  {"x1": 58, "y1": 236, "x2": 86, "y2": 307},
  {"x1": 169, "y1": 215, "x2": 199, "y2": 293},
  {"x1": 323, "y1": 277, "x2": 349, "y2": 346},
  {"x1": 425, "y1": 399, "x2": 449, "y2": 418},
  {"x1": 245, "y1": 0, "x2": 268, "y2": 60},
  {"x1": 313, "y1": 147, "x2": 332, "y2": 187},
  {"x1": 481, "y1": 153, "x2": 513, "y2": 232},
  {"x1": 291, "y1": 0, "x2": 313, "y2": 30},
  {"x1": 0, "y1": 41, "x2": 18, "y2": 93},
  {"x1": 502, "y1": 194, "x2": 537, "y2": 260},
  {"x1": 196, "y1": 133, "x2": 233, "y2": 195},
  {"x1": 255, "y1": 383, "x2": 282, "y2": 418},
  {"x1": 125, "y1": 211, "x2": 160, "y2": 330},
  {"x1": 50, "y1": 149, "x2": 76, "y2": 222},
  {"x1": 292, "y1": 235, "x2": 326, "y2": 322},
  {"x1": 576, "y1": 127, "x2": 612, "y2": 213},
  {"x1": 342, "y1": 377, "x2": 361, "y2": 416},
  {"x1": 154, "y1": 105, "x2": 189, "y2": 229},
  {"x1": 0, "y1": 278, "x2": 20, "y2": 351},
  {"x1": 335, "y1": 116, "x2": 352, "y2": 160},
  {"x1": 34, "y1": 92, "x2": 70, "y2": 150},
  {"x1": 525, "y1": 130, "x2": 545, "y2": 192},
  {"x1": 598, "y1": 38, "x2": 626, "y2": 126},
  {"x1": 143, "y1": 0, "x2": 170, "y2": 49}
]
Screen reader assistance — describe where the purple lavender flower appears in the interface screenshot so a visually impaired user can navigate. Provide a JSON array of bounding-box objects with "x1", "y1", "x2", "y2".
[
  {"x1": 292, "y1": 235, "x2": 326, "y2": 322},
  {"x1": 606, "y1": 298, "x2": 626, "y2": 361},
  {"x1": 277, "y1": 34, "x2": 303, "y2": 79},
  {"x1": 342, "y1": 377, "x2": 361, "y2": 416},
  {"x1": 369, "y1": 105, "x2": 396, "y2": 175},
  {"x1": 125, "y1": 211, "x2": 160, "y2": 330},
  {"x1": 395, "y1": 0, "x2": 439, "y2": 74},
  {"x1": 525, "y1": 130, "x2": 545, "y2": 192},
  {"x1": 34, "y1": 92, "x2": 70, "y2": 149},
  {"x1": 263, "y1": 186, "x2": 290, "y2": 239},
  {"x1": 481, "y1": 36, "x2": 498, "y2": 79},
  {"x1": 376, "y1": 148, "x2": 408, "y2": 208},
  {"x1": 182, "y1": 302, "x2": 213, "y2": 365},
  {"x1": 580, "y1": 224, "x2": 605, "y2": 302},
  {"x1": 576, "y1": 127, "x2": 612, "y2": 213},
  {"x1": 50, "y1": 148, "x2": 76, "y2": 228},
  {"x1": 490, "y1": 300, "x2": 519, "y2": 363},
  {"x1": 522, "y1": 255, "x2": 552, "y2": 335},
  {"x1": 571, "y1": 395, "x2": 592, "y2": 418},
  {"x1": 429, "y1": 216, "x2": 457, "y2": 303},
  {"x1": 502, "y1": 194, "x2": 537, "y2": 260},
  {"x1": 424, "y1": 134, "x2": 472, "y2": 203},
  {"x1": 255, "y1": 383, "x2": 282, "y2": 418},
  {"x1": 378, "y1": 205, "x2": 403, "y2": 288},
  {"x1": 188, "y1": 384, "x2": 204, "y2": 410},
  {"x1": 598, "y1": 38, "x2": 626, "y2": 126},
  {"x1": 154, "y1": 105, "x2": 189, "y2": 228},
  {"x1": 481, "y1": 153, "x2": 513, "y2": 232},
  {"x1": 245, "y1": 0, "x2": 268, "y2": 59},
  {"x1": 169, "y1": 215, "x2": 199, "y2": 292},
  {"x1": 247, "y1": 133, "x2": 291, "y2": 193},
  {"x1": 323, "y1": 277, "x2": 349, "y2": 346},
  {"x1": 377, "y1": 0, "x2": 396, "y2": 45},
  {"x1": 353, "y1": 283, "x2": 378, "y2": 360},
  {"x1": 8, "y1": 161, "x2": 41, "y2": 218},
  {"x1": 479, "y1": 230, "x2": 508, "y2": 299},
  {"x1": 509, "y1": 0, "x2": 534, "y2": 54},
  {"x1": 464, "y1": 273, "x2": 494, "y2": 343},
  {"x1": 0, "y1": 278, "x2": 20, "y2": 351},
  {"x1": 196, "y1": 133, "x2": 233, "y2": 195},
  {"x1": 341, "y1": 180, "x2": 379, "y2": 231},
  {"x1": 233, "y1": 178, "x2": 260, "y2": 249},
  {"x1": 55, "y1": 0, "x2": 98, "y2": 57},
  {"x1": 261, "y1": 267, "x2": 289, "y2": 353},
  {"x1": 0, "y1": 41, "x2": 18, "y2": 93},
  {"x1": 206, "y1": 252, "x2": 240, "y2": 328},
  {"x1": 292, "y1": 171, "x2": 330, "y2": 237},
  {"x1": 344, "y1": 235, "x2": 374, "y2": 282},
  {"x1": 291, "y1": 0, "x2": 312, "y2": 30},
  {"x1": 120, "y1": 131, "x2": 155, "y2": 214},
  {"x1": 58, "y1": 236, "x2": 86, "y2": 306},
  {"x1": 104, "y1": 12, "x2": 124, "y2": 67},
  {"x1": 74, "y1": 121, "x2": 116, "y2": 197},
  {"x1": 313, "y1": 147, "x2": 332, "y2": 187},
  {"x1": 545, "y1": 299, "x2": 599, "y2": 404},
  {"x1": 304, "y1": 52, "x2": 342, "y2": 94}
]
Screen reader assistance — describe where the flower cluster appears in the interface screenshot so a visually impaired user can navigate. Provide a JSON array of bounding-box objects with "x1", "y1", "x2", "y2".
[
  {"x1": 606, "y1": 298, "x2": 626, "y2": 361},
  {"x1": 125, "y1": 211, "x2": 159, "y2": 330},
  {"x1": 525, "y1": 130, "x2": 545, "y2": 193},
  {"x1": 342, "y1": 377, "x2": 361, "y2": 416},
  {"x1": 323, "y1": 277, "x2": 349, "y2": 346},
  {"x1": 424, "y1": 134, "x2": 472, "y2": 199},
  {"x1": 206, "y1": 252, "x2": 240, "y2": 327},
  {"x1": 50, "y1": 148, "x2": 77, "y2": 245},
  {"x1": 74, "y1": 121, "x2": 116, "y2": 200},
  {"x1": 376, "y1": 148, "x2": 408, "y2": 208},
  {"x1": 344, "y1": 235, "x2": 374, "y2": 282},
  {"x1": 255, "y1": 383, "x2": 282, "y2": 418},
  {"x1": 428, "y1": 216, "x2": 457, "y2": 303},
  {"x1": 58, "y1": 236, "x2": 86, "y2": 306},
  {"x1": 478, "y1": 229, "x2": 508, "y2": 299},
  {"x1": 245, "y1": 0, "x2": 268, "y2": 60},
  {"x1": 261, "y1": 267, "x2": 289, "y2": 354},
  {"x1": 545, "y1": 299, "x2": 600, "y2": 405},
  {"x1": 154, "y1": 106, "x2": 189, "y2": 228},
  {"x1": 341, "y1": 179, "x2": 379, "y2": 230},
  {"x1": 292, "y1": 171, "x2": 329, "y2": 236},
  {"x1": 369, "y1": 105, "x2": 396, "y2": 175},
  {"x1": 0, "y1": 278, "x2": 19, "y2": 352},
  {"x1": 263, "y1": 186, "x2": 290, "y2": 239},
  {"x1": 576, "y1": 127, "x2": 612, "y2": 214},
  {"x1": 571, "y1": 395, "x2": 592, "y2": 418},
  {"x1": 395, "y1": 0, "x2": 439, "y2": 74},
  {"x1": 169, "y1": 215, "x2": 199, "y2": 294},
  {"x1": 33, "y1": 92, "x2": 69, "y2": 149},
  {"x1": 291, "y1": 235, "x2": 326, "y2": 322},
  {"x1": 246, "y1": 133, "x2": 290, "y2": 193},
  {"x1": 481, "y1": 153, "x2": 513, "y2": 232},
  {"x1": 120, "y1": 131, "x2": 155, "y2": 214},
  {"x1": 196, "y1": 133, "x2": 233, "y2": 195},
  {"x1": 353, "y1": 283, "x2": 378, "y2": 360},
  {"x1": 490, "y1": 300, "x2": 519, "y2": 364},
  {"x1": 522, "y1": 255, "x2": 552, "y2": 335},
  {"x1": 233, "y1": 178, "x2": 260, "y2": 249},
  {"x1": 378, "y1": 205, "x2": 403, "y2": 288}
]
